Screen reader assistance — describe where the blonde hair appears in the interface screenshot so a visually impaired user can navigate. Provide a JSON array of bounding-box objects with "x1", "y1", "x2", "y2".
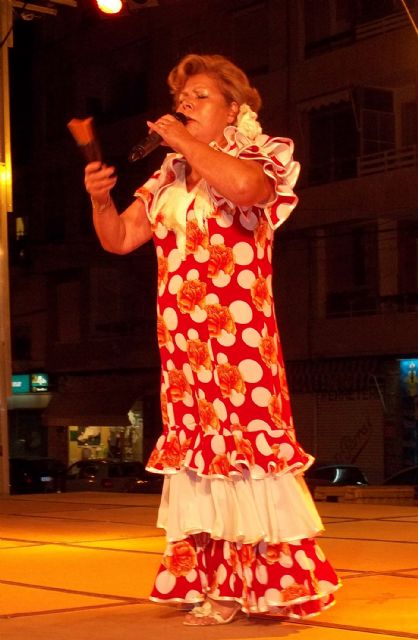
[{"x1": 168, "y1": 54, "x2": 262, "y2": 115}]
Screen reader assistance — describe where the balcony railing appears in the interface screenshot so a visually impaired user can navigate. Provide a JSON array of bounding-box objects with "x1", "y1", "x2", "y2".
[
  {"x1": 358, "y1": 146, "x2": 417, "y2": 177},
  {"x1": 326, "y1": 292, "x2": 418, "y2": 318},
  {"x1": 355, "y1": 11, "x2": 409, "y2": 40}
]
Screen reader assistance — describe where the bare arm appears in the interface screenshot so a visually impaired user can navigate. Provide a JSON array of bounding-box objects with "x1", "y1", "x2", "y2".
[
  {"x1": 85, "y1": 162, "x2": 152, "y2": 254},
  {"x1": 147, "y1": 115, "x2": 274, "y2": 206}
]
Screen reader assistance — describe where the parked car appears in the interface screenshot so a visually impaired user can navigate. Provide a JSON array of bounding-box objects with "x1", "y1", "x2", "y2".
[
  {"x1": 304, "y1": 462, "x2": 369, "y2": 491},
  {"x1": 65, "y1": 459, "x2": 163, "y2": 493},
  {"x1": 383, "y1": 465, "x2": 418, "y2": 486},
  {"x1": 9, "y1": 457, "x2": 67, "y2": 494}
]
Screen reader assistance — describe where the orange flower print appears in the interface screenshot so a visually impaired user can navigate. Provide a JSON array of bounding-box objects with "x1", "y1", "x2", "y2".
[
  {"x1": 160, "y1": 391, "x2": 169, "y2": 427},
  {"x1": 268, "y1": 394, "x2": 286, "y2": 428},
  {"x1": 255, "y1": 217, "x2": 269, "y2": 248},
  {"x1": 279, "y1": 363, "x2": 290, "y2": 402},
  {"x1": 281, "y1": 583, "x2": 310, "y2": 602},
  {"x1": 187, "y1": 339, "x2": 212, "y2": 371},
  {"x1": 177, "y1": 279, "x2": 207, "y2": 314},
  {"x1": 227, "y1": 544, "x2": 239, "y2": 571},
  {"x1": 230, "y1": 421, "x2": 247, "y2": 433},
  {"x1": 259, "y1": 335, "x2": 278, "y2": 367},
  {"x1": 186, "y1": 219, "x2": 209, "y2": 254},
  {"x1": 157, "y1": 315, "x2": 171, "y2": 348},
  {"x1": 271, "y1": 444, "x2": 287, "y2": 471},
  {"x1": 209, "y1": 454, "x2": 230, "y2": 476},
  {"x1": 264, "y1": 543, "x2": 291, "y2": 565},
  {"x1": 157, "y1": 255, "x2": 169, "y2": 289},
  {"x1": 216, "y1": 363, "x2": 246, "y2": 398},
  {"x1": 147, "y1": 448, "x2": 161, "y2": 468},
  {"x1": 251, "y1": 275, "x2": 272, "y2": 311},
  {"x1": 162, "y1": 540, "x2": 197, "y2": 578},
  {"x1": 151, "y1": 211, "x2": 165, "y2": 230},
  {"x1": 207, "y1": 304, "x2": 236, "y2": 338},
  {"x1": 241, "y1": 544, "x2": 255, "y2": 567},
  {"x1": 207, "y1": 244, "x2": 235, "y2": 278},
  {"x1": 168, "y1": 369, "x2": 192, "y2": 403},
  {"x1": 234, "y1": 436, "x2": 255, "y2": 465},
  {"x1": 198, "y1": 398, "x2": 220, "y2": 432},
  {"x1": 160, "y1": 434, "x2": 181, "y2": 467}
]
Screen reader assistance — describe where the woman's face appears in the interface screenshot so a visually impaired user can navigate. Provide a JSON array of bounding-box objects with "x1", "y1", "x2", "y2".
[{"x1": 176, "y1": 73, "x2": 238, "y2": 146}]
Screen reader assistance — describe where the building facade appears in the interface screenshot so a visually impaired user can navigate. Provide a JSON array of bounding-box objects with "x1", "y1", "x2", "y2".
[{"x1": 8, "y1": 0, "x2": 418, "y2": 482}]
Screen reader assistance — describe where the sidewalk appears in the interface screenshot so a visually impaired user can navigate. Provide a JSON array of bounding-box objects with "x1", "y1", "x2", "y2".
[{"x1": 0, "y1": 491, "x2": 418, "y2": 639}]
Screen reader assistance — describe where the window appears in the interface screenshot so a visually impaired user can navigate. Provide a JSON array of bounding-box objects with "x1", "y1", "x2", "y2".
[
  {"x1": 325, "y1": 223, "x2": 378, "y2": 316},
  {"x1": 304, "y1": 0, "x2": 355, "y2": 56},
  {"x1": 358, "y1": 88, "x2": 395, "y2": 155},
  {"x1": 307, "y1": 101, "x2": 358, "y2": 184},
  {"x1": 401, "y1": 102, "x2": 418, "y2": 147}
]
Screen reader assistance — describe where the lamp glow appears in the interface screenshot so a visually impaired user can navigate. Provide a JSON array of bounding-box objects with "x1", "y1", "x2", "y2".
[{"x1": 96, "y1": 0, "x2": 123, "y2": 14}]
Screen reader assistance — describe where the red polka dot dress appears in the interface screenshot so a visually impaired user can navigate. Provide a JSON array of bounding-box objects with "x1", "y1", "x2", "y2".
[{"x1": 135, "y1": 127, "x2": 341, "y2": 618}]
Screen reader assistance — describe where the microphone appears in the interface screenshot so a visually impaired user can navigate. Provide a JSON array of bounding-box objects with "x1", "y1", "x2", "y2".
[{"x1": 128, "y1": 112, "x2": 187, "y2": 162}]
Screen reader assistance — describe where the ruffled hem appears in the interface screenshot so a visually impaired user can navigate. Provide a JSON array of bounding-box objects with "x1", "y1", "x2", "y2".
[
  {"x1": 155, "y1": 467, "x2": 323, "y2": 544},
  {"x1": 149, "y1": 533, "x2": 341, "y2": 618},
  {"x1": 146, "y1": 426, "x2": 314, "y2": 480}
]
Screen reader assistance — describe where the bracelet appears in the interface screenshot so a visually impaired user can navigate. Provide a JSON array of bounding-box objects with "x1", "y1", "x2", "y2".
[{"x1": 91, "y1": 195, "x2": 112, "y2": 213}]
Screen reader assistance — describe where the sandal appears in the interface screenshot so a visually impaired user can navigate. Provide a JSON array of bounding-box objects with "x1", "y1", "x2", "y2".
[{"x1": 183, "y1": 599, "x2": 241, "y2": 626}]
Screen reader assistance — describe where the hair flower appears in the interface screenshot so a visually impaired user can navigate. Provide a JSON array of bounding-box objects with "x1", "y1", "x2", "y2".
[{"x1": 236, "y1": 103, "x2": 262, "y2": 140}]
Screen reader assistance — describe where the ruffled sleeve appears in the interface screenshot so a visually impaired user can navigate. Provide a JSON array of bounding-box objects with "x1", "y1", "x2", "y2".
[
  {"x1": 210, "y1": 129, "x2": 301, "y2": 231},
  {"x1": 133, "y1": 153, "x2": 180, "y2": 224}
]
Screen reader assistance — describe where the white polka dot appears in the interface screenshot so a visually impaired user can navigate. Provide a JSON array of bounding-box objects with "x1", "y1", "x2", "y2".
[
  {"x1": 217, "y1": 353, "x2": 228, "y2": 364},
  {"x1": 216, "y1": 564, "x2": 227, "y2": 585},
  {"x1": 295, "y1": 550, "x2": 315, "y2": 571},
  {"x1": 155, "y1": 569, "x2": 176, "y2": 594},
  {"x1": 163, "y1": 307, "x2": 178, "y2": 331},
  {"x1": 183, "y1": 363, "x2": 194, "y2": 383},
  {"x1": 217, "y1": 332, "x2": 237, "y2": 347},
  {"x1": 155, "y1": 224, "x2": 168, "y2": 239},
  {"x1": 239, "y1": 211, "x2": 258, "y2": 230},
  {"x1": 190, "y1": 307, "x2": 207, "y2": 323},
  {"x1": 183, "y1": 394, "x2": 194, "y2": 407},
  {"x1": 185, "y1": 589, "x2": 202, "y2": 602},
  {"x1": 230, "y1": 412, "x2": 239, "y2": 424},
  {"x1": 264, "y1": 588, "x2": 282, "y2": 605},
  {"x1": 280, "y1": 575, "x2": 295, "y2": 589},
  {"x1": 251, "y1": 387, "x2": 271, "y2": 407},
  {"x1": 206, "y1": 293, "x2": 220, "y2": 305},
  {"x1": 211, "y1": 435, "x2": 226, "y2": 455},
  {"x1": 186, "y1": 569, "x2": 198, "y2": 583},
  {"x1": 217, "y1": 213, "x2": 233, "y2": 228},
  {"x1": 318, "y1": 579, "x2": 336, "y2": 593},
  {"x1": 230, "y1": 392, "x2": 245, "y2": 407},
  {"x1": 229, "y1": 574, "x2": 236, "y2": 590},
  {"x1": 279, "y1": 552, "x2": 294, "y2": 569},
  {"x1": 156, "y1": 246, "x2": 163, "y2": 257},
  {"x1": 237, "y1": 269, "x2": 255, "y2": 290},
  {"x1": 255, "y1": 433, "x2": 272, "y2": 455},
  {"x1": 247, "y1": 419, "x2": 270, "y2": 432},
  {"x1": 213, "y1": 399, "x2": 227, "y2": 421},
  {"x1": 168, "y1": 274, "x2": 183, "y2": 295},
  {"x1": 229, "y1": 300, "x2": 253, "y2": 323},
  {"x1": 242, "y1": 327, "x2": 261, "y2": 348},
  {"x1": 255, "y1": 564, "x2": 268, "y2": 585},
  {"x1": 267, "y1": 245, "x2": 272, "y2": 262},
  {"x1": 182, "y1": 414, "x2": 196, "y2": 428},
  {"x1": 197, "y1": 370, "x2": 212, "y2": 383},
  {"x1": 279, "y1": 443, "x2": 295, "y2": 461},
  {"x1": 187, "y1": 329, "x2": 199, "y2": 339},
  {"x1": 239, "y1": 359, "x2": 263, "y2": 383},
  {"x1": 266, "y1": 274, "x2": 273, "y2": 295},
  {"x1": 167, "y1": 249, "x2": 182, "y2": 272},
  {"x1": 211, "y1": 234, "x2": 225, "y2": 245},
  {"x1": 194, "y1": 247, "x2": 210, "y2": 263},
  {"x1": 167, "y1": 403, "x2": 175, "y2": 425},
  {"x1": 175, "y1": 333, "x2": 187, "y2": 351},
  {"x1": 187, "y1": 269, "x2": 200, "y2": 280},
  {"x1": 234, "y1": 242, "x2": 254, "y2": 265},
  {"x1": 212, "y1": 273, "x2": 231, "y2": 287}
]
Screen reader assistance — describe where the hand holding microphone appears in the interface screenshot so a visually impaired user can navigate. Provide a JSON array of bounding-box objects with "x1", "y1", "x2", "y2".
[{"x1": 129, "y1": 111, "x2": 188, "y2": 162}]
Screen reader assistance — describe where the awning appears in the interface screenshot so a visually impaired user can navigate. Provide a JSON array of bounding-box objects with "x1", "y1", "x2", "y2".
[
  {"x1": 298, "y1": 88, "x2": 352, "y2": 112},
  {"x1": 42, "y1": 389, "x2": 141, "y2": 427}
]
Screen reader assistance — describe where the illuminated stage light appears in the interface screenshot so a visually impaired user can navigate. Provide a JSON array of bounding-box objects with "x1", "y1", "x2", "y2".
[{"x1": 96, "y1": 0, "x2": 123, "y2": 14}]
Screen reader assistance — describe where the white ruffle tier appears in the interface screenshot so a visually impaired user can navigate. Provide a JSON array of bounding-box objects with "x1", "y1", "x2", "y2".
[{"x1": 157, "y1": 468, "x2": 323, "y2": 544}]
